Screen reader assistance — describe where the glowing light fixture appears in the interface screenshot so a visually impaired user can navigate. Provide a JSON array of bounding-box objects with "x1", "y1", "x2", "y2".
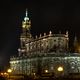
[
  {"x1": 1, "y1": 73, "x2": 4, "y2": 75},
  {"x1": 33, "y1": 73, "x2": 36, "y2": 75},
  {"x1": 45, "y1": 69, "x2": 48, "y2": 73},
  {"x1": 57, "y1": 66, "x2": 63, "y2": 72},
  {"x1": 22, "y1": 25, "x2": 25, "y2": 28},
  {"x1": 7, "y1": 69, "x2": 12, "y2": 73}
]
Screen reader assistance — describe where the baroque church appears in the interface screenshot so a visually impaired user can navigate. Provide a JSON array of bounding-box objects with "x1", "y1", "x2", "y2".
[{"x1": 10, "y1": 10, "x2": 80, "y2": 77}]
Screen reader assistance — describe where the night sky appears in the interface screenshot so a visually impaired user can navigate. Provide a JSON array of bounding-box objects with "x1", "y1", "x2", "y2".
[{"x1": 0, "y1": 0, "x2": 80, "y2": 69}]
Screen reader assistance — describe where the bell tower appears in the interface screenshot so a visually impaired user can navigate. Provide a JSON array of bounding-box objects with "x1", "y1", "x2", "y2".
[
  {"x1": 18, "y1": 9, "x2": 32, "y2": 56},
  {"x1": 22, "y1": 9, "x2": 31, "y2": 39}
]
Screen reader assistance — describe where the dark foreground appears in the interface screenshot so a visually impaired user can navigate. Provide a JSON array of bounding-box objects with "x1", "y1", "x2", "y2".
[
  {"x1": 1, "y1": 75, "x2": 80, "y2": 80},
  {"x1": 2, "y1": 77, "x2": 80, "y2": 80},
  {"x1": 1, "y1": 77, "x2": 80, "y2": 80}
]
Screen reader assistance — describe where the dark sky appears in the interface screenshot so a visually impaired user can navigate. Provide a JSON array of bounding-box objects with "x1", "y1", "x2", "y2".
[{"x1": 0, "y1": 0, "x2": 80, "y2": 69}]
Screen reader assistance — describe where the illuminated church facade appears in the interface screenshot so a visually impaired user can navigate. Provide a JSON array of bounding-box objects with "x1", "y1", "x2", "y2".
[{"x1": 10, "y1": 10, "x2": 80, "y2": 77}]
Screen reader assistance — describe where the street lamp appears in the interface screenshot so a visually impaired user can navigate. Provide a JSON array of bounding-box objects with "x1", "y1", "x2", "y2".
[
  {"x1": 44, "y1": 69, "x2": 48, "y2": 73},
  {"x1": 33, "y1": 73, "x2": 36, "y2": 75},
  {"x1": 57, "y1": 66, "x2": 63, "y2": 72},
  {"x1": 7, "y1": 69, "x2": 12, "y2": 79},
  {"x1": 7, "y1": 69, "x2": 12, "y2": 73}
]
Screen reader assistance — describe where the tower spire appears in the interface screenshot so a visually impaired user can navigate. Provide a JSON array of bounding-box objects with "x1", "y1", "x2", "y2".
[
  {"x1": 22, "y1": 9, "x2": 31, "y2": 31},
  {"x1": 24, "y1": 9, "x2": 29, "y2": 21},
  {"x1": 20, "y1": 9, "x2": 32, "y2": 54},
  {"x1": 26, "y1": 9, "x2": 28, "y2": 17},
  {"x1": 21, "y1": 9, "x2": 32, "y2": 37}
]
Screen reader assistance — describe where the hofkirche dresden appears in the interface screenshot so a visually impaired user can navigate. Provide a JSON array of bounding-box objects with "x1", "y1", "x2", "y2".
[{"x1": 10, "y1": 10, "x2": 80, "y2": 77}]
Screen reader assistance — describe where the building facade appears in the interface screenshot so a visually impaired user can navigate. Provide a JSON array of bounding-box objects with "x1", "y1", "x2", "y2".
[{"x1": 10, "y1": 10, "x2": 80, "y2": 77}]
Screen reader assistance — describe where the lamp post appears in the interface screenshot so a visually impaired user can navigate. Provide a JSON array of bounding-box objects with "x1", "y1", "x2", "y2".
[
  {"x1": 7, "y1": 69, "x2": 12, "y2": 80},
  {"x1": 57, "y1": 66, "x2": 64, "y2": 77}
]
